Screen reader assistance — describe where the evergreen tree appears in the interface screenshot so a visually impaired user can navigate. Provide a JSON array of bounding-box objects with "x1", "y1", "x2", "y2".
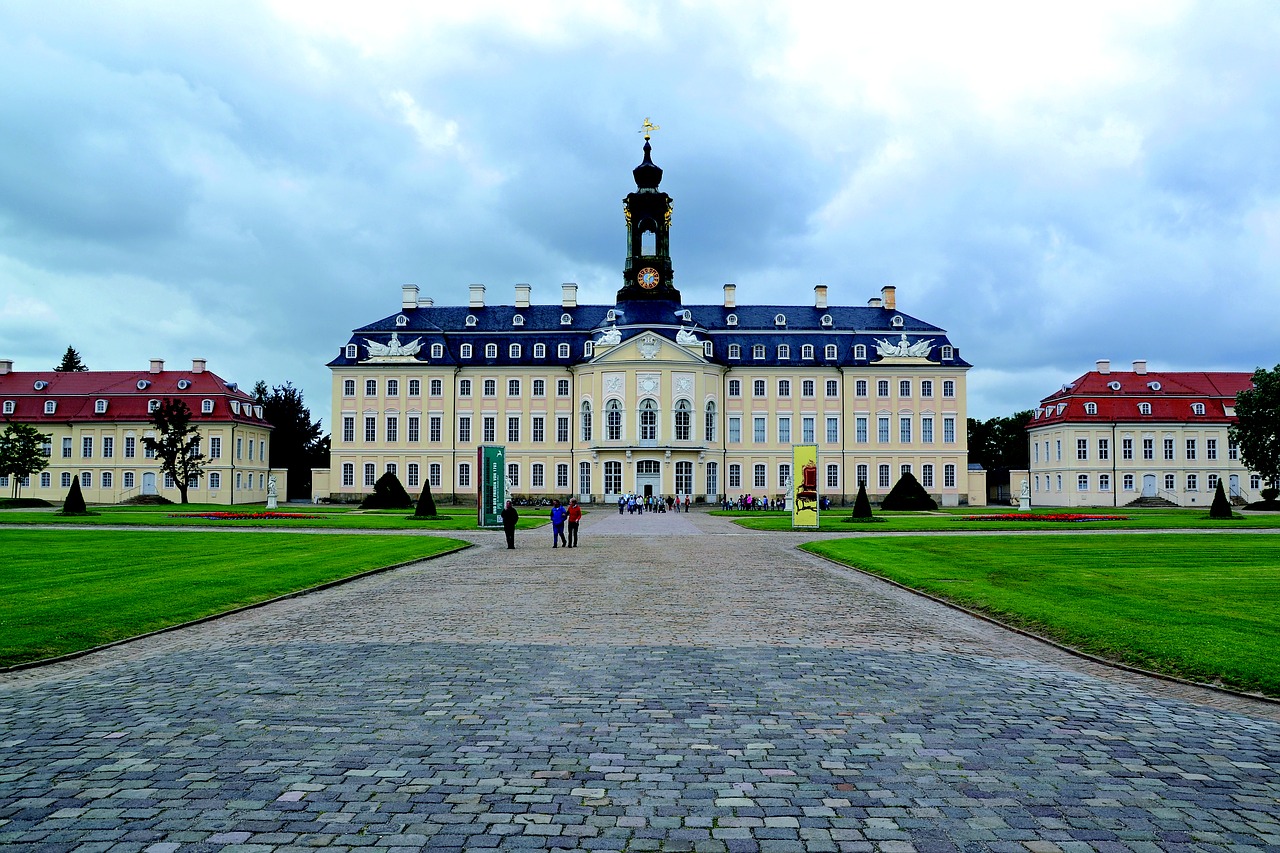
[
  {"x1": 53, "y1": 346, "x2": 88, "y2": 372},
  {"x1": 413, "y1": 482, "x2": 439, "y2": 518},
  {"x1": 851, "y1": 481, "x2": 873, "y2": 519},
  {"x1": 966, "y1": 410, "x2": 1033, "y2": 470},
  {"x1": 142, "y1": 399, "x2": 205, "y2": 504},
  {"x1": 1209, "y1": 480, "x2": 1233, "y2": 519},
  {"x1": 255, "y1": 381, "x2": 325, "y2": 499},
  {"x1": 0, "y1": 422, "x2": 50, "y2": 498},
  {"x1": 881, "y1": 471, "x2": 938, "y2": 511},
  {"x1": 362, "y1": 471, "x2": 413, "y2": 509},
  {"x1": 62, "y1": 476, "x2": 88, "y2": 514}
]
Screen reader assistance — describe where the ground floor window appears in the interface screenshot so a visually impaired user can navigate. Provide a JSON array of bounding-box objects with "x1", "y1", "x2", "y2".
[
  {"x1": 507, "y1": 462, "x2": 520, "y2": 488},
  {"x1": 944, "y1": 464, "x2": 957, "y2": 489},
  {"x1": 364, "y1": 463, "x2": 376, "y2": 486},
  {"x1": 429, "y1": 463, "x2": 441, "y2": 487},
  {"x1": 878, "y1": 464, "x2": 890, "y2": 488},
  {"x1": 676, "y1": 461, "x2": 692, "y2": 494},
  {"x1": 209, "y1": 472, "x2": 220, "y2": 489},
  {"x1": 753, "y1": 464, "x2": 766, "y2": 489},
  {"x1": 728, "y1": 464, "x2": 741, "y2": 489},
  {"x1": 1077, "y1": 474, "x2": 1089, "y2": 491},
  {"x1": 407, "y1": 463, "x2": 420, "y2": 488},
  {"x1": 458, "y1": 462, "x2": 471, "y2": 488},
  {"x1": 556, "y1": 463, "x2": 569, "y2": 489},
  {"x1": 706, "y1": 461, "x2": 718, "y2": 496},
  {"x1": 532, "y1": 463, "x2": 544, "y2": 488},
  {"x1": 579, "y1": 461, "x2": 591, "y2": 495},
  {"x1": 1123, "y1": 473, "x2": 1134, "y2": 491},
  {"x1": 826, "y1": 464, "x2": 839, "y2": 489},
  {"x1": 604, "y1": 461, "x2": 621, "y2": 493},
  {"x1": 921, "y1": 464, "x2": 934, "y2": 488},
  {"x1": 1165, "y1": 473, "x2": 1176, "y2": 491},
  {"x1": 1099, "y1": 473, "x2": 1110, "y2": 491},
  {"x1": 856, "y1": 464, "x2": 868, "y2": 487}
]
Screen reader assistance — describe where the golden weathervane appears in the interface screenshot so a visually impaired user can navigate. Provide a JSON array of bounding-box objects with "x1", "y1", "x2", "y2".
[{"x1": 639, "y1": 117, "x2": 660, "y2": 139}]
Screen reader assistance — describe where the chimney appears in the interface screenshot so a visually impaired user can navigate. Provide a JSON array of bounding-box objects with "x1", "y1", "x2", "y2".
[
  {"x1": 814, "y1": 285, "x2": 828, "y2": 309},
  {"x1": 868, "y1": 297, "x2": 883, "y2": 308},
  {"x1": 0, "y1": 359, "x2": 11, "y2": 375},
  {"x1": 561, "y1": 283, "x2": 578, "y2": 308},
  {"x1": 723, "y1": 284, "x2": 736, "y2": 309},
  {"x1": 469, "y1": 284, "x2": 486, "y2": 308},
  {"x1": 149, "y1": 359, "x2": 164, "y2": 374},
  {"x1": 881, "y1": 285, "x2": 896, "y2": 310},
  {"x1": 1096, "y1": 359, "x2": 1111, "y2": 375},
  {"x1": 419, "y1": 296, "x2": 433, "y2": 307},
  {"x1": 191, "y1": 358, "x2": 207, "y2": 374},
  {"x1": 515, "y1": 283, "x2": 531, "y2": 309},
  {"x1": 402, "y1": 284, "x2": 419, "y2": 310},
  {"x1": 1133, "y1": 359, "x2": 1148, "y2": 375}
]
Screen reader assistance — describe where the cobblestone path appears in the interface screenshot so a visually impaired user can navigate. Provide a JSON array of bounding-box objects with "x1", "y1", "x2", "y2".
[{"x1": 2, "y1": 512, "x2": 1278, "y2": 852}]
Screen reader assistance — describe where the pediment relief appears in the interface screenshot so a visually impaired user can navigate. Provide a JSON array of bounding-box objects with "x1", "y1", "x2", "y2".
[{"x1": 591, "y1": 331, "x2": 707, "y2": 365}]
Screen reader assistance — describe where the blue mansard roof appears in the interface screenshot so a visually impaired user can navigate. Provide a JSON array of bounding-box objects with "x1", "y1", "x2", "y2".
[{"x1": 328, "y1": 296, "x2": 969, "y2": 369}]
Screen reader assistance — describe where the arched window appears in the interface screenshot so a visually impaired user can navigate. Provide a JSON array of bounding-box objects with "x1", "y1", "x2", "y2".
[
  {"x1": 579, "y1": 460, "x2": 592, "y2": 496},
  {"x1": 558, "y1": 343, "x2": 570, "y2": 358},
  {"x1": 1138, "y1": 402, "x2": 1152, "y2": 415},
  {"x1": 774, "y1": 313, "x2": 786, "y2": 326},
  {"x1": 465, "y1": 314, "x2": 477, "y2": 327},
  {"x1": 431, "y1": 343, "x2": 444, "y2": 359},
  {"x1": 821, "y1": 314, "x2": 833, "y2": 327},
  {"x1": 509, "y1": 343, "x2": 521, "y2": 358},
  {"x1": 534, "y1": 343, "x2": 546, "y2": 358},
  {"x1": 674, "y1": 399, "x2": 691, "y2": 441},
  {"x1": 728, "y1": 344, "x2": 741, "y2": 359},
  {"x1": 853, "y1": 344, "x2": 865, "y2": 359},
  {"x1": 801, "y1": 344, "x2": 814, "y2": 359},
  {"x1": 777, "y1": 344, "x2": 790, "y2": 360},
  {"x1": 512, "y1": 315, "x2": 524, "y2": 326},
  {"x1": 705, "y1": 401, "x2": 717, "y2": 442},
  {"x1": 561, "y1": 313, "x2": 572, "y2": 325},
  {"x1": 639, "y1": 399, "x2": 658, "y2": 442},
  {"x1": 726, "y1": 313, "x2": 738, "y2": 326},
  {"x1": 485, "y1": 343, "x2": 497, "y2": 358},
  {"x1": 580, "y1": 401, "x2": 593, "y2": 441},
  {"x1": 941, "y1": 345, "x2": 954, "y2": 360},
  {"x1": 396, "y1": 315, "x2": 408, "y2": 327},
  {"x1": 460, "y1": 344, "x2": 473, "y2": 359},
  {"x1": 1084, "y1": 402, "x2": 1097, "y2": 415},
  {"x1": 752, "y1": 345, "x2": 765, "y2": 359},
  {"x1": 606, "y1": 399, "x2": 623, "y2": 441},
  {"x1": 1191, "y1": 402, "x2": 1205, "y2": 415},
  {"x1": 345, "y1": 344, "x2": 357, "y2": 359},
  {"x1": 705, "y1": 461, "x2": 719, "y2": 497},
  {"x1": 891, "y1": 315, "x2": 904, "y2": 327}
]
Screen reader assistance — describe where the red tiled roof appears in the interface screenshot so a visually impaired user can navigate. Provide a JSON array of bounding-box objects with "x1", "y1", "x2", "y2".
[
  {"x1": 0, "y1": 369, "x2": 270, "y2": 426},
  {"x1": 1030, "y1": 370, "x2": 1253, "y2": 427}
]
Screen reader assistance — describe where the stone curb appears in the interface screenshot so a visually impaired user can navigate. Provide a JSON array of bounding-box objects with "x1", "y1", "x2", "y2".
[
  {"x1": 1, "y1": 541, "x2": 472, "y2": 674},
  {"x1": 804, "y1": 546, "x2": 1280, "y2": 707}
]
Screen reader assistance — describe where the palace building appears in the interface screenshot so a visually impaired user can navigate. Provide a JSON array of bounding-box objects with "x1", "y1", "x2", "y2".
[
  {"x1": 0, "y1": 358, "x2": 273, "y2": 505},
  {"x1": 319, "y1": 137, "x2": 976, "y2": 505},
  {"x1": 1027, "y1": 360, "x2": 1260, "y2": 508}
]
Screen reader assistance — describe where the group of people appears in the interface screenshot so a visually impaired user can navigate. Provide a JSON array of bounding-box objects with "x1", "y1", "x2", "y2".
[
  {"x1": 617, "y1": 494, "x2": 691, "y2": 514},
  {"x1": 719, "y1": 495, "x2": 834, "y2": 511},
  {"x1": 500, "y1": 497, "x2": 581, "y2": 549}
]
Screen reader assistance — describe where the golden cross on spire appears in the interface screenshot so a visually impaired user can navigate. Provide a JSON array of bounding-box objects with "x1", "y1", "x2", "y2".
[{"x1": 639, "y1": 117, "x2": 660, "y2": 139}]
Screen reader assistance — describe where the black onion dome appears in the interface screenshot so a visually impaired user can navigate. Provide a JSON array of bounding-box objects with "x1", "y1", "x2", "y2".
[{"x1": 632, "y1": 139, "x2": 663, "y2": 189}]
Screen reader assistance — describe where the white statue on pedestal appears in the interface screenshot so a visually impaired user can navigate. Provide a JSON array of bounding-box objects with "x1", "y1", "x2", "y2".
[
  {"x1": 266, "y1": 474, "x2": 278, "y2": 510},
  {"x1": 1018, "y1": 478, "x2": 1031, "y2": 512}
]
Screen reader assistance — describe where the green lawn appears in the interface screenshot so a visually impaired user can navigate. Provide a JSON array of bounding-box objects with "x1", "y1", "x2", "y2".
[
  {"x1": 0, "y1": 530, "x2": 467, "y2": 667},
  {"x1": 718, "y1": 506, "x2": 1280, "y2": 532},
  {"x1": 0, "y1": 503, "x2": 549, "y2": 530},
  {"x1": 804, "y1": 534, "x2": 1280, "y2": 696}
]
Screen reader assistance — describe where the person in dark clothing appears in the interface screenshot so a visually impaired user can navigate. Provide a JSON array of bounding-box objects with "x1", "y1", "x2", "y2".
[
  {"x1": 501, "y1": 500, "x2": 518, "y2": 549},
  {"x1": 567, "y1": 498, "x2": 582, "y2": 547}
]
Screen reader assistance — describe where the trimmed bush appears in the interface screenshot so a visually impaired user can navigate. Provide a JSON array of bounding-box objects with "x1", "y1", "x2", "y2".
[
  {"x1": 851, "y1": 482, "x2": 873, "y2": 519},
  {"x1": 360, "y1": 472, "x2": 413, "y2": 509},
  {"x1": 881, "y1": 471, "x2": 938, "y2": 511},
  {"x1": 61, "y1": 478, "x2": 88, "y2": 515},
  {"x1": 1209, "y1": 481, "x2": 1233, "y2": 519},
  {"x1": 412, "y1": 482, "x2": 439, "y2": 518}
]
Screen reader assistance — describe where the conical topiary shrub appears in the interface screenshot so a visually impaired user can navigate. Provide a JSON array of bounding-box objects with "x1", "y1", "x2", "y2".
[
  {"x1": 851, "y1": 482, "x2": 872, "y2": 519},
  {"x1": 413, "y1": 482, "x2": 439, "y2": 518},
  {"x1": 361, "y1": 471, "x2": 414, "y2": 509},
  {"x1": 880, "y1": 471, "x2": 938, "y2": 511},
  {"x1": 61, "y1": 477, "x2": 88, "y2": 515},
  {"x1": 1209, "y1": 480, "x2": 1233, "y2": 519}
]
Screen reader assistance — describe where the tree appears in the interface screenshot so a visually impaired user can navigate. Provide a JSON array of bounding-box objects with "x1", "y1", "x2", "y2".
[
  {"x1": 142, "y1": 399, "x2": 205, "y2": 504},
  {"x1": 413, "y1": 482, "x2": 439, "y2": 518},
  {"x1": 52, "y1": 346, "x2": 88, "y2": 372},
  {"x1": 254, "y1": 381, "x2": 325, "y2": 499},
  {"x1": 1209, "y1": 480, "x2": 1233, "y2": 519},
  {"x1": 967, "y1": 410, "x2": 1033, "y2": 471},
  {"x1": 361, "y1": 471, "x2": 413, "y2": 509},
  {"x1": 62, "y1": 475, "x2": 87, "y2": 515},
  {"x1": 1230, "y1": 365, "x2": 1280, "y2": 495},
  {"x1": 0, "y1": 422, "x2": 50, "y2": 498},
  {"x1": 851, "y1": 481, "x2": 872, "y2": 519}
]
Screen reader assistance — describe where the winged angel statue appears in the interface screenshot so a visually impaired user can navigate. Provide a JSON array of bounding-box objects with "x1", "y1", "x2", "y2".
[
  {"x1": 364, "y1": 332, "x2": 423, "y2": 358},
  {"x1": 874, "y1": 333, "x2": 933, "y2": 358}
]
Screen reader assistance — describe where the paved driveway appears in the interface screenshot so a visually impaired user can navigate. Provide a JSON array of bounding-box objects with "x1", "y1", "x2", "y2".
[{"x1": 2, "y1": 511, "x2": 1278, "y2": 851}]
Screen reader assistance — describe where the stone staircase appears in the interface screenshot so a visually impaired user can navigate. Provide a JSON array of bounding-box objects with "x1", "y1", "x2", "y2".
[{"x1": 1124, "y1": 495, "x2": 1178, "y2": 509}]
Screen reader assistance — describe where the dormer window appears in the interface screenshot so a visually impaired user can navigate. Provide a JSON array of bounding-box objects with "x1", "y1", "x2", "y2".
[
  {"x1": 460, "y1": 343, "x2": 473, "y2": 359},
  {"x1": 891, "y1": 315, "x2": 904, "y2": 328},
  {"x1": 853, "y1": 344, "x2": 866, "y2": 360},
  {"x1": 33, "y1": 380, "x2": 47, "y2": 390},
  {"x1": 202, "y1": 399, "x2": 214, "y2": 414},
  {"x1": 1084, "y1": 402, "x2": 1098, "y2": 415},
  {"x1": 148, "y1": 399, "x2": 161, "y2": 413},
  {"x1": 703, "y1": 341, "x2": 713, "y2": 357},
  {"x1": 509, "y1": 343, "x2": 522, "y2": 358},
  {"x1": 777, "y1": 344, "x2": 790, "y2": 360},
  {"x1": 485, "y1": 343, "x2": 497, "y2": 358},
  {"x1": 1138, "y1": 402, "x2": 1152, "y2": 415},
  {"x1": 679, "y1": 309, "x2": 692, "y2": 322},
  {"x1": 254, "y1": 405, "x2": 264, "y2": 418},
  {"x1": 1056, "y1": 403, "x2": 1067, "y2": 415},
  {"x1": 1, "y1": 401, "x2": 12, "y2": 415},
  {"x1": 44, "y1": 400, "x2": 56, "y2": 414},
  {"x1": 728, "y1": 344, "x2": 741, "y2": 359},
  {"x1": 95, "y1": 399, "x2": 108, "y2": 414},
  {"x1": 941, "y1": 345, "x2": 953, "y2": 360},
  {"x1": 177, "y1": 379, "x2": 190, "y2": 390},
  {"x1": 513, "y1": 315, "x2": 524, "y2": 326},
  {"x1": 584, "y1": 341, "x2": 594, "y2": 357},
  {"x1": 534, "y1": 343, "x2": 546, "y2": 358},
  {"x1": 137, "y1": 379, "x2": 151, "y2": 390},
  {"x1": 1148, "y1": 381, "x2": 1162, "y2": 391},
  {"x1": 726, "y1": 313, "x2": 738, "y2": 326},
  {"x1": 230, "y1": 400, "x2": 240, "y2": 414},
  {"x1": 774, "y1": 313, "x2": 786, "y2": 326},
  {"x1": 820, "y1": 314, "x2": 833, "y2": 328},
  {"x1": 801, "y1": 344, "x2": 814, "y2": 359},
  {"x1": 465, "y1": 314, "x2": 477, "y2": 327},
  {"x1": 396, "y1": 314, "x2": 408, "y2": 327},
  {"x1": 558, "y1": 343, "x2": 570, "y2": 358},
  {"x1": 561, "y1": 313, "x2": 572, "y2": 325},
  {"x1": 345, "y1": 344, "x2": 357, "y2": 359},
  {"x1": 1108, "y1": 381, "x2": 1122, "y2": 390},
  {"x1": 1191, "y1": 402, "x2": 1206, "y2": 415},
  {"x1": 431, "y1": 343, "x2": 444, "y2": 359},
  {"x1": 605, "y1": 309, "x2": 616, "y2": 323},
  {"x1": 753, "y1": 345, "x2": 765, "y2": 359},
  {"x1": 826, "y1": 344, "x2": 838, "y2": 360}
]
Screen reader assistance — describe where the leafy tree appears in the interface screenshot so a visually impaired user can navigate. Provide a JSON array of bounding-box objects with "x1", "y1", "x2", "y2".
[
  {"x1": 361, "y1": 471, "x2": 413, "y2": 509},
  {"x1": 1209, "y1": 480, "x2": 1233, "y2": 519},
  {"x1": 142, "y1": 399, "x2": 205, "y2": 504},
  {"x1": 881, "y1": 471, "x2": 938, "y2": 511},
  {"x1": 53, "y1": 346, "x2": 88, "y2": 372},
  {"x1": 967, "y1": 410, "x2": 1033, "y2": 470},
  {"x1": 62, "y1": 476, "x2": 88, "y2": 515},
  {"x1": 1230, "y1": 365, "x2": 1280, "y2": 494},
  {"x1": 254, "y1": 381, "x2": 326, "y2": 499},
  {"x1": 0, "y1": 422, "x2": 50, "y2": 498}
]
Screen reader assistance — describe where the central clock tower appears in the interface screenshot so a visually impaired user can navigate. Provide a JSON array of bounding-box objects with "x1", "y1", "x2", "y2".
[{"x1": 617, "y1": 129, "x2": 679, "y2": 303}]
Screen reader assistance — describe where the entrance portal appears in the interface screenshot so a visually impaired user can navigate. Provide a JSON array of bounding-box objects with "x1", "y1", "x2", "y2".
[
  {"x1": 635, "y1": 459, "x2": 661, "y2": 498},
  {"x1": 142, "y1": 472, "x2": 157, "y2": 495},
  {"x1": 1142, "y1": 474, "x2": 1156, "y2": 497}
]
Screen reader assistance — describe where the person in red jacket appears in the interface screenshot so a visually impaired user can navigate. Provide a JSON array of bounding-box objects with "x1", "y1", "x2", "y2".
[{"x1": 566, "y1": 497, "x2": 582, "y2": 547}]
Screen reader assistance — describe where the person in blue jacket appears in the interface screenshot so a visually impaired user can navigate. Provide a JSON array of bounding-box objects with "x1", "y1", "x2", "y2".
[{"x1": 550, "y1": 499, "x2": 568, "y2": 548}]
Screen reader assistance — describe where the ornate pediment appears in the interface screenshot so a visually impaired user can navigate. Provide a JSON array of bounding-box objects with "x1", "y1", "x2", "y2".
[{"x1": 590, "y1": 330, "x2": 707, "y2": 365}]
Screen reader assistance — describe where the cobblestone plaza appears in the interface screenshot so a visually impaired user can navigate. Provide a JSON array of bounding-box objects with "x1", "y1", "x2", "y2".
[{"x1": 2, "y1": 514, "x2": 1278, "y2": 851}]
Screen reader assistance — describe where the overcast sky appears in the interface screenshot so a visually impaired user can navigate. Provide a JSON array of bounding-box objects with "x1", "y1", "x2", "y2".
[{"x1": 2, "y1": 1, "x2": 1277, "y2": 425}]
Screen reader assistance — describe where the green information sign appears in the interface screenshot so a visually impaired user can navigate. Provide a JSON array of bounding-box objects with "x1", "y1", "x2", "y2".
[{"x1": 478, "y1": 445, "x2": 506, "y2": 527}]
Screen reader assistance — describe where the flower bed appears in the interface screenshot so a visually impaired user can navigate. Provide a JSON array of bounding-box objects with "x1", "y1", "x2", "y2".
[
  {"x1": 168, "y1": 512, "x2": 325, "y2": 520},
  {"x1": 963, "y1": 513, "x2": 1128, "y2": 522}
]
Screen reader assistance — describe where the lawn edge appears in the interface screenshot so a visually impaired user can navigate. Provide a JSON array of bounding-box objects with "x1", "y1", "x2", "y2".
[
  {"x1": 1, "y1": 540, "x2": 472, "y2": 674},
  {"x1": 802, "y1": 545, "x2": 1280, "y2": 707}
]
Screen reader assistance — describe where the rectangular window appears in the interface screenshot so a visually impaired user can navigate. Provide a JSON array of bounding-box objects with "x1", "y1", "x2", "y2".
[
  {"x1": 921, "y1": 417, "x2": 933, "y2": 444},
  {"x1": 778, "y1": 463, "x2": 791, "y2": 491},
  {"x1": 826, "y1": 464, "x2": 839, "y2": 489},
  {"x1": 556, "y1": 463, "x2": 569, "y2": 488},
  {"x1": 753, "y1": 417, "x2": 766, "y2": 443},
  {"x1": 728, "y1": 464, "x2": 742, "y2": 489},
  {"x1": 942, "y1": 381, "x2": 955, "y2": 398},
  {"x1": 855, "y1": 380, "x2": 867, "y2": 397},
  {"x1": 342, "y1": 464, "x2": 354, "y2": 487},
  {"x1": 460, "y1": 379, "x2": 472, "y2": 397},
  {"x1": 1123, "y1": 474, "x2": 1134, "y2": 491},
  {"x1": 1098, "y1": 438, "x2": 1109, "y2": 460},
  {"x1": 343, "y1": 379, "x2": 355, "y2": 397},
  {"x1": 729, "y1": 417, "x2": 741, "y2": 443},
  {"x1": 900, "y1": 417, "x2": 912, "y2": 443},
  {"x1": 208, "y1": 437, "x2": 220, "y2": 459},
  {"x1": 826, "y1": 379, "x2": 839, "y2": 397},
  {"x1": 921, "y1": 380, "x2": 933, "y2": 397},
  {"x1": 1143, "y1": 438, "x2": 1154, "y2": 460},
  {"x1": 728, "y1": 379, "x2": 741, "y2": 397},
  {"x1": 532, "y1": 379, "x2": 545, "y2": 397},
  {"x1": 856, "y1": 417, "x2": 868, "y2": 443},
  {"x1": 1077, "y1": 438, "x2": 1088, "y2": 461},
  {"x1": 428, "y1": 464, "x2": 441, "y2": 488},
  {"x1": 532, "y1": 463, "x2": 545, "y2": 488},
  {"x1": 826, "y1": 417, "x2": 839, "y2": 444},
  {"x1": 386, "y1": 416, "x2": 398, "y2": 443},
  {"x1": 1078, "y1": 474, "x2": 1089, "y2": 491},
  {"x1": 1185, "y1": 439, "x2": 1197, "y2": 461},
  {"x1": 508, "y1": 379, "x2": 520, "y2": 397},
  {"x1": 557, "y1": 416, "x2": 570, "y2": 443},
  {"x1": 484, "y1": 379, "x2": 496, "y2": 397},
  {"x1": 458, "y1": 416, "x2": 472, "y2": 444},
  {"x1": 579, "y1": 461, "x2": 591, "y2": 494},
  {"x1": 753, "y1": 379, "x2": 766, "y2": 397},
  {"x1": 407, "y1": 415, "x2": 420, "y2": 443},
  {"x1": 753, "y1": 464, "x2": 766, "y2": 489},
  {"x1": 408, "y1": 379, "x2": 421, "y2": 396},
  {"x1": 102, "y1": 436, "x2": 114, "y2": 459},
  {"x1": 483, "y1": 416, "x2": 496, "y2": 443},
  {"x1": 899, "y1": 380, "x2": 911, "y2": 397},
  {"x1": 1207, "y1": 438, "x2": 1218, "y2": 460},
  {"x1": 364, "y1": 417, "x2": 376, "y2": 442},
  {"x1": 922, "y1": 464, "x2": 934, "y2": 488},
  {"x1": 943, "y1": 417, "x2": 956, "y2": 443},
  {"x1": 856, "y1": 463, "x2": 868, "y2": 487},
  {"x1": 342, "y1": 417, "x2": 355, "y2": 443},
  {"x1": 877, "y1": 380, "x2": 889, "y2": 397},
  {"x1": 878, "y1": 464, "x2": 891, "y2": 488},
  {"x1": 557, "y1": 379, "x2": 570, "y2": 397},
  {"x1": 507, "y1": 463, "x2": 519, "y2": 488},
  {"x1": 1123, "y1": 437, "x2": 1133, "y2": 460},
  {"x1": 407, "y1": 463, "x2": 420, "y2": 488},
  {"x1": 1164, "y1": 438, "x2": 1175, "y2": 460},
  {"x1": 387, "y1": 379, "x2": 399, "y2": 396},
  {"x1": 778, "y1": 417, "x2": 791, "y2": 444},
  {"x1": 1186, "y1": 473, "x2": 1198, "y2": 491},
  {"x1": 778, "y1": 379, "x2": 790, "y2": 398},
  {"x1": 458, "y1": 463, "x2": 472, "y2": 488},
  {"x1": 82, "y1": 436, "x2": 93, "y2": 458},
  {"x1": 1230, "y1": 441, "x2": 1239, "y2": 461},
  {"x1": 430, "y1": 379, "x2": 443, "y2": 396},
  {"x1": 802, "y1": 416, "x2": 815, "y2": 443},
  {"x1": 62, "y1": 437, "x2": 73, "y2": 458},
  {"x1": 430, "y1": 416, "x2": 441, "y2": 443},
  {"x1": 532, "y1": 416, "x2": 545, "y2": 443},
  {"x1": 944, "y1": 464, "x2": 956, "y2": 488},
  {"x1": 1099, "y1": 474, "x2": 1111, "y2": 491},
  {"x1": 364, "y1": 463, "x2": 376, "y2": 486},
  {"x1": 802, "y1": 380, "x2": 815, "y2": 397},
  {"x1": 365, "y1": 379, "x2": 377, "y2": 396},
  {"x1": 507, "y1": 416, "x2": 520, "y2": 443},
  {"x1": 877, "y1": 417, "x2": 890, "y2": 443}
]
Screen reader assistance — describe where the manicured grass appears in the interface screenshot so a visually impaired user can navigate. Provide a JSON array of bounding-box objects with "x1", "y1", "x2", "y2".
[
  {"x1": 0, "y1": 530, "x2": 467, "y2": 667},
  {"x1": 717, "y1": 506, "x2": 1280, "y2": 532},
  {"x1": 804, "y1": 534, "x2": 1280, "y2": 696},
  {"x1": 0, "y1": 503, "x2": 549, "y2": 530}
]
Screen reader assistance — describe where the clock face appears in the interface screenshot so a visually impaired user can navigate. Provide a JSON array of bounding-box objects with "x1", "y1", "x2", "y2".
[{"x1": 637, "y1": 267, "x2": 661, "y2": 289}]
